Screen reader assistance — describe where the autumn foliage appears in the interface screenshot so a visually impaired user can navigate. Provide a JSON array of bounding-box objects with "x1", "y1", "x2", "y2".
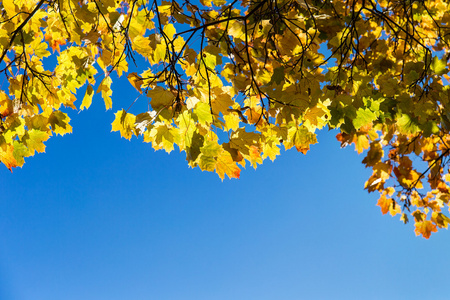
[{"x1": 1, "y1": 0, "x2": 450, "y2": 238}]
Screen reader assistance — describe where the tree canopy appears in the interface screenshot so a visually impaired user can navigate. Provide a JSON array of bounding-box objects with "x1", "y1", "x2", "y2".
[{"x1": 1, "y1": 0, "x2": 450, "y2": 238}]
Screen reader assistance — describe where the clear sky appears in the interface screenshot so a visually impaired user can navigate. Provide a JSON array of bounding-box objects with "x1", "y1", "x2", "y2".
[{"x1": 1, "y1": 71, "x2": 450, "y2": 300}]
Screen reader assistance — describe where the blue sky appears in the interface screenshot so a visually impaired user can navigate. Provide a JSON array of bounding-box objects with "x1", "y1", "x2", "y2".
[{"x1": 1, "y1": 75, "x2": 450, "y2": 299}]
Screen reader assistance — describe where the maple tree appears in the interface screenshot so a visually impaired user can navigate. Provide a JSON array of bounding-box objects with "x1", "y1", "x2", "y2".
[{"x1": 1, "y1": 0, "x2": 450, "y2": 238}]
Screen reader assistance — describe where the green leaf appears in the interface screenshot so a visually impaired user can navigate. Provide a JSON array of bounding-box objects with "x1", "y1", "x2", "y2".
[
  {"x1": 270, "y1": 67, "x2": 285, "y2": 85},
  {"x1": 194, "y1": 102, "x2": 213, "y2": 124},
  {"x1": 12, "y1": 141, "x2": 28, "y2": 166},
  {"x1": 431, "y1": 56, "x2": 447, "y2": 75},
  {"x1": 186, "y1": 131, "x2": 204, "y2": 162},
  {"x1": 353, "y1": 108, "x2": 377, "y2": 130},
  {"x1": 422, "y1": 120, "x2": 440, "y2": 137},
  {"x1": 176, "y1": 111, "x2": 196, "y2": 148},
  {"x1": 397, "y1": 114, "x2": 420, "y2": 135},
  {"x1": 200, "y1": 140, "x2": 221, "y2": 157}
]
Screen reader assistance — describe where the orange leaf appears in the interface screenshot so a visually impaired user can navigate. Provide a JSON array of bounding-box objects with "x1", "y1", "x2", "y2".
[
  {"x1": 414, "y1": 220, "x2": 437, "y2": 239},
  {"x1": 377, "y1": 194, "x2": 391, "y2": 214},
  {"x1": 0, "y1": 144, "x2": 18, "y2": 172}
]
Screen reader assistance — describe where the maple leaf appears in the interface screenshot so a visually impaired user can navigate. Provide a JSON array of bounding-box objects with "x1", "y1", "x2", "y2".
[
  {"x1": 362, "y1": 142, "x2": 384, "y2": 167},
  {"x1": 48, "y1": 111, "x2": 72, "y2": 136},
  {"x1": 223, "y1": 113, "x2": 241, "y2": 131},
  {"x1": 414, "y1": 220, "x2": 438, "y2": 239},
  {"x1": 396, "y1": 114, "x2": 420, "y2": 135},
  {"x1": 0, "y1": 144, "x2": 18, "y2": 172},
  {"x1": 149, "y1": 123, "x2": 176, "y2": 153},
  {"x1": 211, "y1": 87, "x2": 235, "y2": 115},
  {"x1": 355, "y1": 134, "x2": 370, "y2": 154},
  {"x1": 353, "y1": 108, "x2": 377, "y2": 130},
  {"x1": 377, "y1": 194, "x2": 391, "y2": 215},
  {"x1": 80, "y1": 85, "x2": 94, "y2": 110},
  {"x1": 97, "y1": 77, "x2": 113, "y2": 110},
  {"x1": 127, "y1": 72, "x2": 143, "y2": 93},
  {"x1": 286, "y1": 126, "x2": 317, "y2": 154},
  {"x1": 302, "y1": 100, "x2": 330, "y2": 132},
  {"x1": 111, "y1": 109, "x2": 136, "y2": 140},
  {"x1": 216, "y1": 150, "x2": 241, "y2": 180},
  {"x1": 430, "y1": 56, "x2": 447, "y2": 75},
  {"x1": 147, "y1": 87, "x2": 175, "y2": 110},
  {"x1": 24, "y1": 129, "x2": 50, "y2": 155},
  {"x1": 194, "y1": 102, "x2": 213, "y2": 125}
]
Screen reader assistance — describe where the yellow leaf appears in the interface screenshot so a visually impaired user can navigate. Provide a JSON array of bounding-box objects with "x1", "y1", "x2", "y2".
[
  {"x1": 186, "y1": 96, "x2": 200, "y2": 110},
  {"x1": 213, "y1": 0, "x2": 227, "y2": 5},
  {"x1": 80, "y1": 85, "x2": 94, "y2": 110},
  {"x1": 111, "y1": 109, "x2": 136, "y2": 140},
  {"x1": 362, "y1": 141, "x2": 384, "y2": 167},
  {"x1": 355, "y1": 134, "x2": 369, "y2": 154},
  {"x1": 163, "y1": 23, "x2": 176, "y2": 40},
  {"x1": 365, "y1": 162, "x2": 391, "y2": 192},
  {"x1": 432, "y1": 212, "x2": 450, "y2": 229},
  {"x1": 262, "y1": 142, "x2": 280, "y2": 161},
  {"x1": 96, "y1": 77, "x2": 113, "y2": 110},
  {"x1": 147, "y1": 86, "x2": 175, "y2": 110},
  {"x1": 0, "y1": 144, "x2": 18, "y2": 171},
  {"x1": 302, "y1": 100, "x2": 330, "y2": 132},
  {"x1": 199, "y1": 140, "x2": 221, "y2": 172},
  {"x1": 48, "y1": 111, "x2": 72, "y2": 135},
  {"x1": 216, "y1": 150, "x2": 241, "y2": 180},
  {"x1": 200, "y1": 0, "x2": 213, "y2": 7},
  {"x1": 153, "y1": 42, "x2": 167, "y2": 63},
  {"x1": 24, "y1": 129, "x2": 50, "y2": 154},
  {"x1": 132, "y1": 36, "x2": 152, "y2": 56},
  {"x1": 211, "y1": 87, "x2": 234, "y2": 115},
  {"x1": 389, "y1": 201, "x2": 401, "y2": 216},
  {"x1": 224, "y1": 113, "x2": 240, "y2": 131},
  {"x1": 127, "y1": 72, "x2": 143, "y2": 93},
  {"x1": 12, "y1": 140, "x2": 28, "y2": 167},
  {"x1": 228, "y1": 21, "x2": 244, "y2": 40},
  {"x1": 3, "y1": 1, "x2": 17, "y2": 18},
  {"x1": 176, "y1": 111, "x2": 196, "y2": 149},
  {"x1": 444, "y1": 173, "x2": 450, "y2": 183},
  {"x1": 149, "y1": 123, "x2": 175, "y2": 153},
  {"x1": 194, "y1": 102, "x2": 213, "y2": 125},
  {"x1": 286, "y1": 126, "x2": 317, "y2": 154}
]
